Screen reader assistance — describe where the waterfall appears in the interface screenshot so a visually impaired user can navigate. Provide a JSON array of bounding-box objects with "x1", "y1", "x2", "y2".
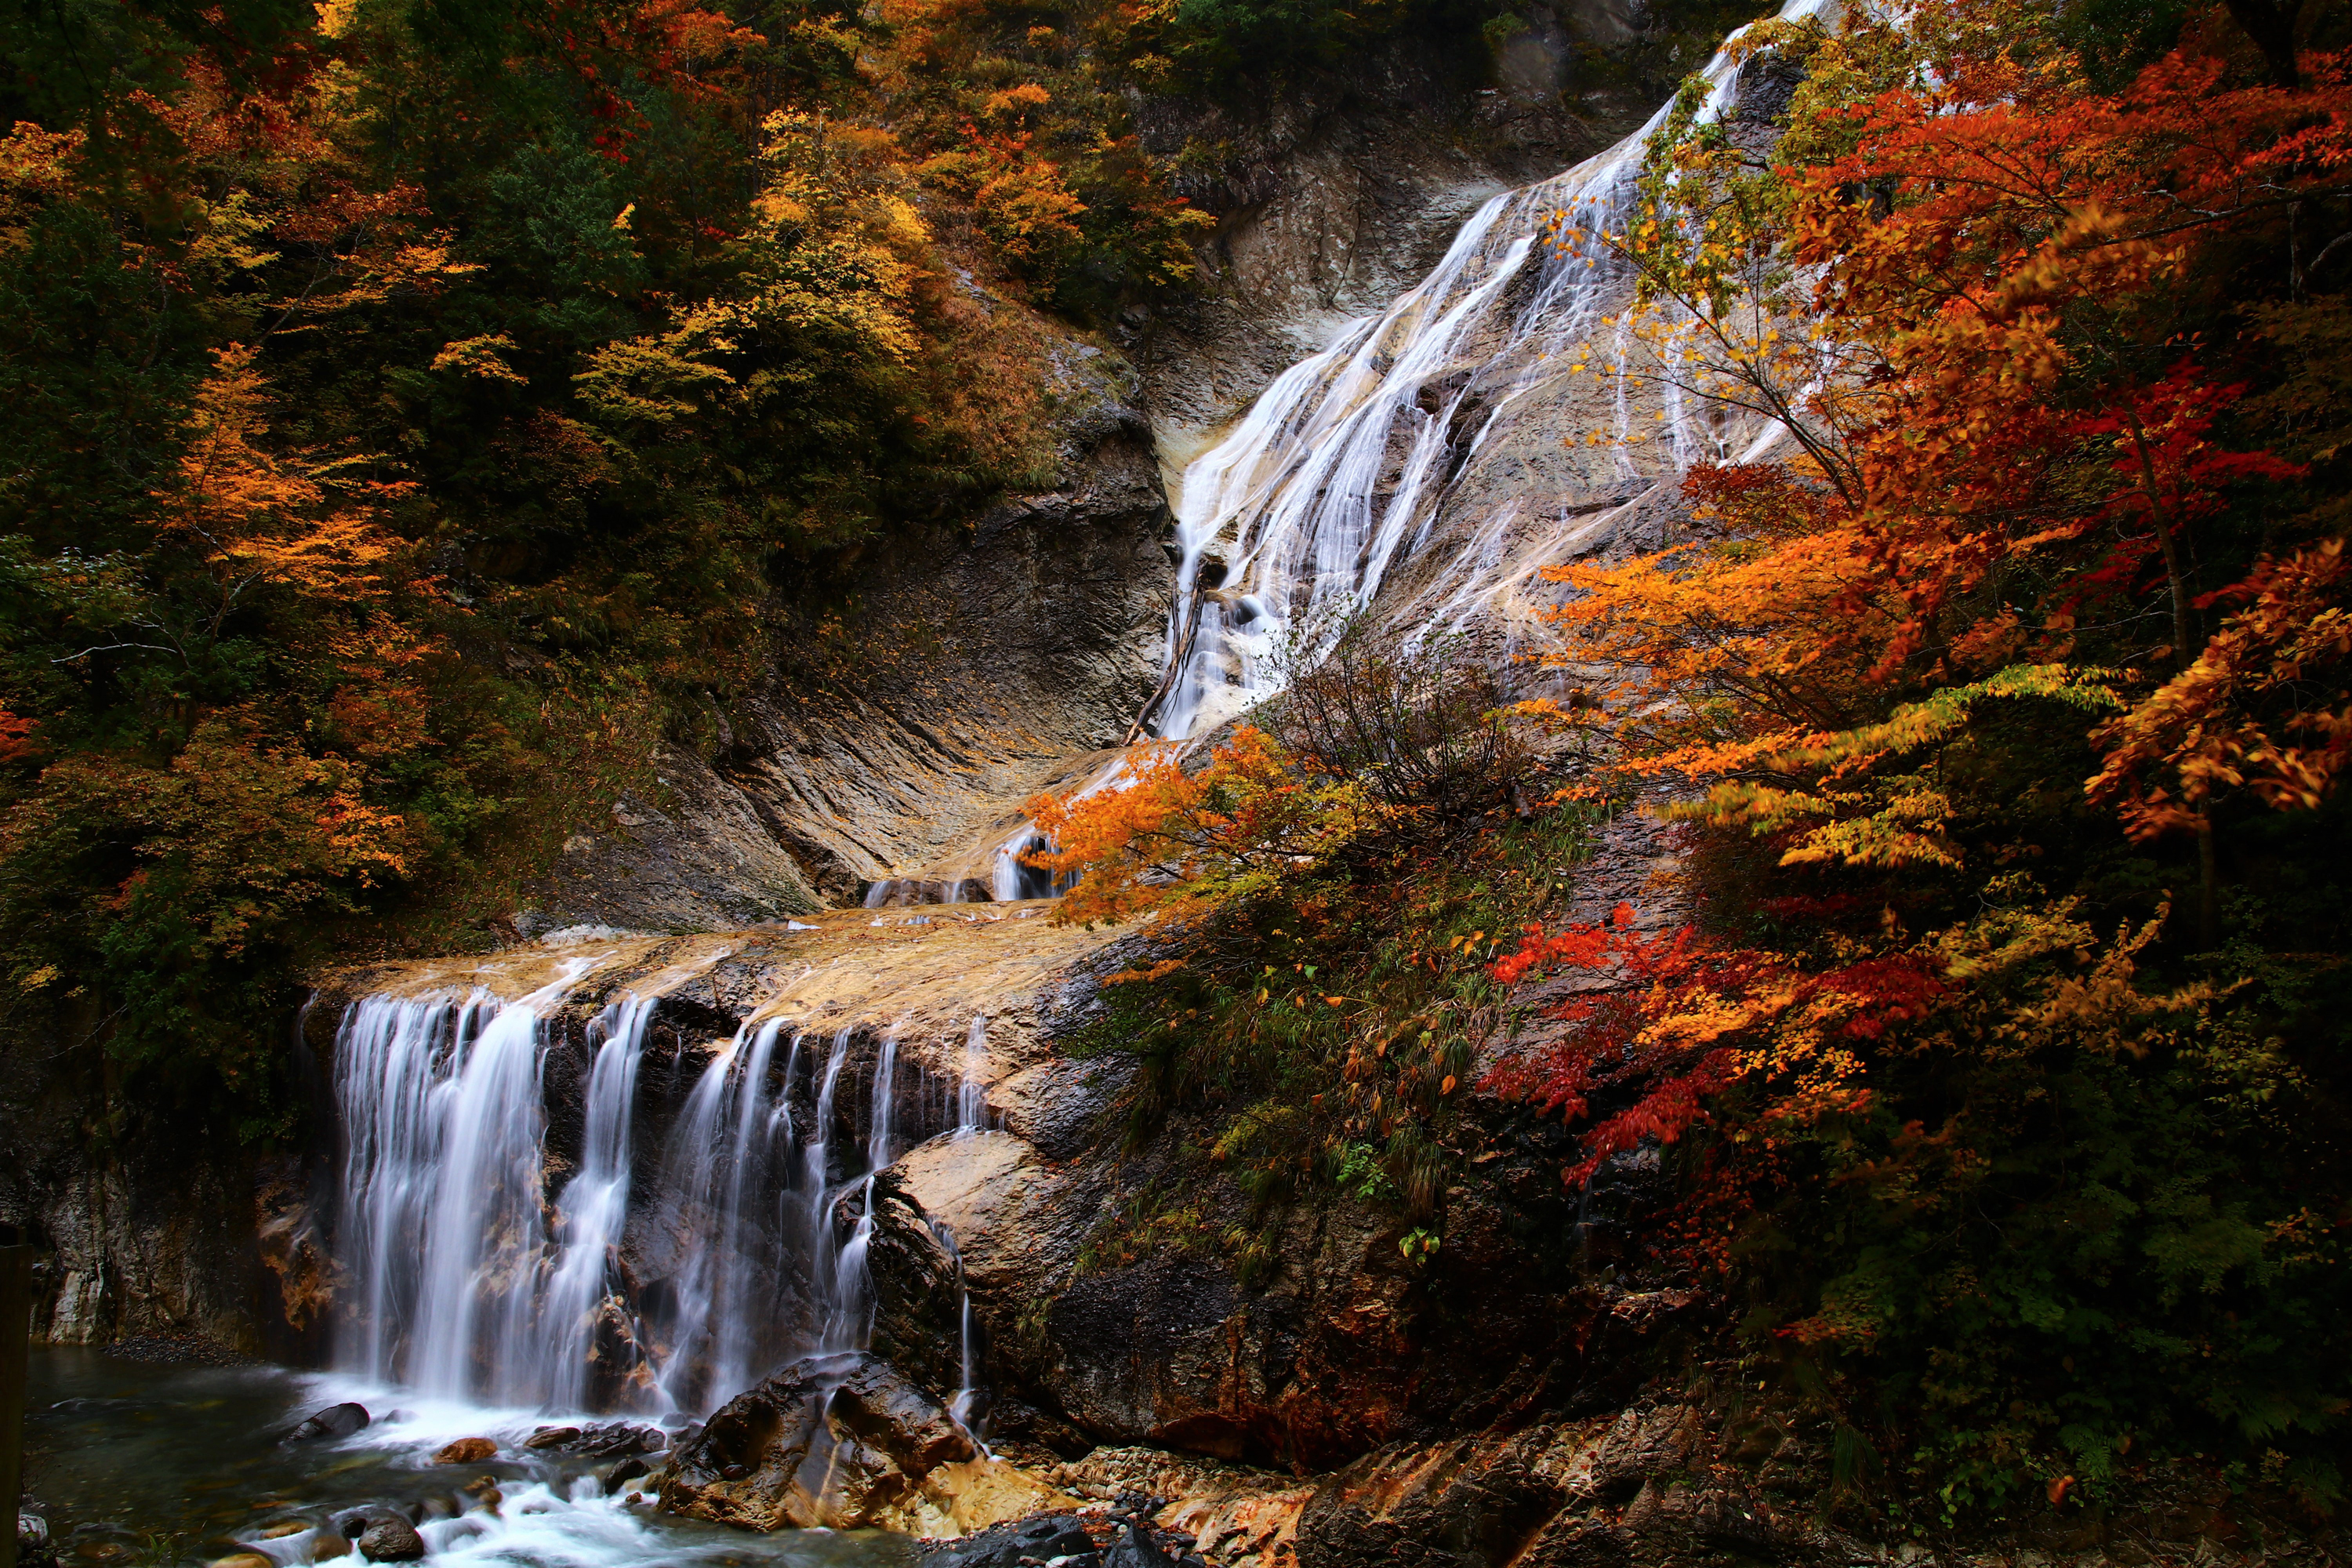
[
  {"x1": 331, "y1": 960, "x2": 604, "y2": 1405},
  {"x1": 930, "y1": 1218, "x2": 989, "y2": 1451},
  {"x1": 869, "y1": 0, "x2": 1824, "y2": 901},
  {"x1": 320, "y1": 0, "x2": 1828, "y2": 1434},
  {"x1": 330, "y1": 975, "x2": 978, "y2": 1418},
  {"x1": 956, "y1": 1015, "x2": 988, "y2": 1134},
  {"x1": 646, "y1": 1018, "x2": 793, "y2": 1414},
  {"x1": 543, "y1": 993, "x2": 659, "y2": 1411},
  {"x1": 821, "y1": 1031, "x2": 899, "y2": 1352},
  {"x1": 1145, "y1": 0, "x2": 1830, "y2": 740}
]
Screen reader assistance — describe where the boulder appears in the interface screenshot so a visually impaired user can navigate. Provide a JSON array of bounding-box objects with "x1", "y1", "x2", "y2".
[
  {"x1": 922, "y1": 1513, "x2": 1099, "y2": 1568},
  {"x1": 1103, "y1": 1521, "x2": 1181, "y2": 1568},
  {"x1": 284, "y1": 1402, "x2": 368, "y2": 1442},
  {"x1": 355, "y1": 1515, "x2": 426, "y2": 1563},
  {"x1": 659, "y1": 1351, "x2": 979, "y2": 1530},
  {"x1": 661, "y1": 1351, "x2": 1081, "y2": 1534},
  {"x1": 433, "y1": 1437, "x2": 498, "y2": 1464},
  {"x1": 524, "y1": 1426, "x2": 581, "y2": 1450}
]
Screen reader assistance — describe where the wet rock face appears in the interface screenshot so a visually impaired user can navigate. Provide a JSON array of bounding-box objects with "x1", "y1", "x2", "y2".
[
  {"x1": 517, "y1": 339, "x2": 1175, "y2": 927},
  {"x1": 659, "y1": 1351, "x2": 978, "y2": 1530},
  {"x1": 285, "y1": 1403, "x2": 370, "y2": 1443}
]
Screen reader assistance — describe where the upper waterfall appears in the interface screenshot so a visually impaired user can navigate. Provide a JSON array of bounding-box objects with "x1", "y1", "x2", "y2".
[{"x1": 1145, "y1": 0, "x2": 1828, "y2": 741}]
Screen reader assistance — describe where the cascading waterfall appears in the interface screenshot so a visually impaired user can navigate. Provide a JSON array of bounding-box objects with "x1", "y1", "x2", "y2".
[
  {"x1": 901, "y1": 2, "x2": 1824, "y2": 895},
  {"x1": 821, "y1": 1031, "x2": 899, "y2": 1353},
  {"x1": 646, "y1": 1018, "x2": 793, "y2": 1414},
  {"x1": 322, "y1": 0, "x2": 1830, "y2": 1450},
  {"x1": 543, "y1": 993, "x2": 659, "y2": 1413},
  {"x1": 1145, "y1": 0, "x2": 1830, "y2": 741},
  {"x1": 332, "y1": 959, "x2": 612, "y2": 1406},
  {"x1": 329, "y1": 983, "x2": 971, "y2": 1420}
]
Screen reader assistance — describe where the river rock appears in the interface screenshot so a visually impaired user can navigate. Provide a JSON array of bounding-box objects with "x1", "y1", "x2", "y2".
[
  {"x1": 355, "y1": 1515, "x2": 426, "y2": 1563},
  {"x1": 433, "y1": 1436, "x2": 498, "y2": 1464},
  {"x1": 284, "y1": 1402, "x2": 368, "y2": 1442},
  {"x1": 18, "y1": 1512, "x2": 53, "y2": 1568},
  {"x1": 659, "y1": 1351, "x2": 978, "y2": 1530},
  {"x1": 524, "y1": 1426, "x2": 580, "y2": 1450},
  {"x1": 207, "y1": 1555, "x2": 273, "y2": 1568},
  {"x1": 1102, "y1": 1521, "x2": 1181, "y2": 1568},
  {"x1": 921, "y1": 1513, "x2": 1098, "y2": 1568},
  {"x1": 659, "y1": 1351, "x2": 1074, "y2": 1534}
]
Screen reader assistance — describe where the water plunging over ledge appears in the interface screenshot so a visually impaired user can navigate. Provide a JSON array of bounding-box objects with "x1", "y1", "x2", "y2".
[{"x1": 327, "y1": 960, "x2": 992, "y2": 1421}]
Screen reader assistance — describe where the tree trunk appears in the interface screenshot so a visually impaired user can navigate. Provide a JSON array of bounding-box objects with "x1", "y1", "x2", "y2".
[{"x1": 2224, "y1": 0, "x2": 2304, "y2": 90}]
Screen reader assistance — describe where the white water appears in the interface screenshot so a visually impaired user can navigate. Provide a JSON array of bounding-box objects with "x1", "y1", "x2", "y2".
[
  {"x1": 854, "y1": 0, "x2": 1822, "y2": 900},
  {"x1": 334, "y1": 962, "x2": 601, "y2": 1406},
  {"x1": 329, "y1": 979, "x2": 977, "y2": 1423},
  {"x1": 820, "y1": 1030, "x2": 898, "y2": 1352},
  {"x1": 956, "y1": 1014, "x2": 989, "y2": 1133},
  {"x1": 544, "y1": 994, "x2": 658, "y2": 1412},
  {"x1": 646, "y1": 1018, "x2": 794, "y2": 1413}
]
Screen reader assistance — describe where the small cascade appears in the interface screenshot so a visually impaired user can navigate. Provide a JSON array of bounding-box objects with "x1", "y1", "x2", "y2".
[
  {"x1": 800, "y1": 1026, "x2": 855, "y2": 1314},
  {"x1": 543, "y1": 993, "x2": 659, "y2": 1412},
  {"x1": 332, "y1": 960, "x2": 602, "y2": 1406},
  {"x1": 821, "y1": 1031, "x2": 900, "y2": 1352},
  {"x1": 956, "y1": 1015, "x2": 989, "y2": 1133},
  {"x1": 646, "y1": 1018, "x2": 792, "y2": 1414},
  {"x1": 929, "y1": 1218, "x2": 989, "y2": 1451}
]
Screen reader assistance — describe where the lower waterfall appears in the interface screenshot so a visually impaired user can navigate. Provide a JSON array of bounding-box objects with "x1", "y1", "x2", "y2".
[{"x1": 327, "y1": 981, "x2": 974, "y2": 1421}]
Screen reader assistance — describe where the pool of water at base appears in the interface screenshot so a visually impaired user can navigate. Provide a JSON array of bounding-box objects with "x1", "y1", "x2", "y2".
[{"x1": 24, "y1": 1348, "x2": 914, "y2": 1568}]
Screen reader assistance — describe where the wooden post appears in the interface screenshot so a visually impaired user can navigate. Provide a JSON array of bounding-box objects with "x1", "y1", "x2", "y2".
[{"x1": 0, "y1": 1240, "x2": 31, "y2": 1568}]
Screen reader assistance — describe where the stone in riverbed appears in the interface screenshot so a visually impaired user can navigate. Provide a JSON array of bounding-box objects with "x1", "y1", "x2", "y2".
[
  {"x1": 284, "y1": 1403, "x2": 368, "y2": 1442},
  {"x1": 661, "y1": 1352, "x2": 973, "y2": 1530},
  {"x1": 1102, "y1": 1522, "x2": 1181, "y2": 1568},
  {"x1": 662, "y1": 1350, "x2": 1072, "y2": 1534},
  {"x1": 922, "y1": 1514, "x2": 1099, "y2": 1568},
  {"x1": 524, "y1": 1426, "x2": 581, "y2": 1450},
  {"x1": 207, "y1": 1556, "x2": 274, "y2": 1568},
  {"x1": 354, "y1": 1515, "x2": 426, "y2": 1563},
  {"x1": 433, "y1": 1437, "x2": 498, "y2": 1464}
]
